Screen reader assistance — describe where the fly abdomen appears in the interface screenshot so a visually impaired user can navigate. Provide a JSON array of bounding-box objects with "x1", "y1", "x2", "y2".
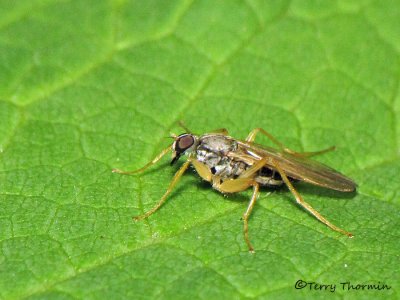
[{"x1": 256, "y1": 166, "x2": 295, "y2": 187}]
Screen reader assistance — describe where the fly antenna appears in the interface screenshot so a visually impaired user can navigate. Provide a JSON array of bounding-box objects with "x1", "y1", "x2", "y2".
[
  {"x1": 177, "y1": 121, "x2": 192, "y2": 133},
  {"x1": 164, "y1": 133, "x2": 177, "y2": 139}
]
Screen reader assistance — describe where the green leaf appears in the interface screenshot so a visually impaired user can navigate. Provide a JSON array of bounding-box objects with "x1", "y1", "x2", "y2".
[{"x1": 0, "y1": 0, "x2": 399, "y2": 299}]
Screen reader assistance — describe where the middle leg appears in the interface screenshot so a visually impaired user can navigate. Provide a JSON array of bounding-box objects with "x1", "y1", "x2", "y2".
[
  {"x1": 243, "y1": 183, "x2": 260, "y2": 253},
  {"x1": 212, "y1": 158, "x2": 268, "y2": 252},
  {"x1": 212, "y1": 176, "x2": 260, "y2": 253}
]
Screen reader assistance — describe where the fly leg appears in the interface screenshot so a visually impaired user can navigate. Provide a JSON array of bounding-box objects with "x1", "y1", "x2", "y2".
[
  {"x1": 177, "y1": 121, "x2": 228, "y2": 135},
  {"x1": 293, "y1": 146, "x2": 336, "y2": 158},
  {"x1": 271, "y1": 159, "x2": 353, "y2": 237},
  {"x1": 189, "y1": 159, "x2": 263, "y2": 251},
  {"x1": 133, "y1": 160, "x2": 191, "y2": 221},
  {"x1": 245, "y1": 128, "x2": 335, "y2": 158},
  {"x1": 212, "y1": 157, "x2": 267, "y2": 192},
  {"x1": 190, "y1": 159, "x2": 213, "y2": 182},
  {"x1": 213, "y1": 177, "x2": 260, "y2": 253},
  {"x1": 243, "y1": 184, "x2": 260, "y2": 253},
  {"x1": 208, "y1": 128, "x2": 229, "y2": 135},
  {"x1": 112, "y1": 145, "x2": 172, "y2": 174},
  {"x1": 213, "y1": 158, "x2": 267, "y2": 252}
]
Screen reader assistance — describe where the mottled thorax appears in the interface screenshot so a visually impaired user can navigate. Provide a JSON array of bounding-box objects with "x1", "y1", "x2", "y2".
[{"x1": 196, "y1": 135, "x2": 247, "y2": 179}]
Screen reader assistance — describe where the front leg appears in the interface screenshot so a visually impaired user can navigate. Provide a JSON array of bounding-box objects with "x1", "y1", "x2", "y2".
[
  {"x1": 113, "y1": 145, "x2": 172, "y2": 174},
  {"x1": 190, "y1": 159, "x2": 213, "y2": 182},
  {"x1": 208, "y1": 128, "x2": 229, "y2": 135},
  {"x1": 133, "y1": 160, "x2": 191, "y2": 221}
]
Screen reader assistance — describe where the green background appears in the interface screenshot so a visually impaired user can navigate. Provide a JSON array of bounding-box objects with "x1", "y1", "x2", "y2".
[{"x1": 0, "y1": 0, "x2": 399, "y2": 299}]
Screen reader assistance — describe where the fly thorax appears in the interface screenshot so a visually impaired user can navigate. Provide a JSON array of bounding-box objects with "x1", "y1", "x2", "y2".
[
  {"x1": 195, "y1": 135, "x2": 247, "y2": 179},
  {"x1": 196, "y1": 136, "x2": 236, "y2": 167},
  {"x1": 196, "y1": 149, "x2": 221, "y2": 166},
  {"x1": 199, "y1": 135, "x2": 238, "y2": 154}
]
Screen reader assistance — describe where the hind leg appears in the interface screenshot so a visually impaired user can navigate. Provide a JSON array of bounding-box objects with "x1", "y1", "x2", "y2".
[
  {"x1": 271, "y1": 159, "x2": 353, "y2": 237},
  {"x1": 245, "y1": 127, "x2": 335, "y2": 157}
]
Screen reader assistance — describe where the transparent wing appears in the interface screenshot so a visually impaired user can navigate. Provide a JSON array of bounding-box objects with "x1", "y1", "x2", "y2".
[{"x1": 237, "y1": 140, "x2": 356, "y2": 192}]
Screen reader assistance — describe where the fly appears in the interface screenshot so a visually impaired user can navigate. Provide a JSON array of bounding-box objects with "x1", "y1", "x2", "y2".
[{"x1": 113, "y1": 126, "x2": 356, "y2": 252}]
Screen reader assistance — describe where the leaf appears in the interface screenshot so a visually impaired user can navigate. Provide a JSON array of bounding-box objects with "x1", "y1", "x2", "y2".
[{"x1": 0, "y1": 0, "x2": 399, "y2": 299}]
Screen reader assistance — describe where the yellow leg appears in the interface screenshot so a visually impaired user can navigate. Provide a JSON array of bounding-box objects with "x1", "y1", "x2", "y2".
[
  {"x1": 271, "y1": 159, "x2": 353, "y2": 237},
  {"x1": 112, "y1": 145, "x2": 171, "y2": 174},
  {"x1": 192, "y1": 158, "x2": 263, "y2": 252},
  {"x1": 246, "y1": 127, "x2": 287, "y2": 148},
  {"x1": 212, "y1": 157, "x2": 268, "y2": 252},
  {"x1": 211, "y1": 158, "x2": 268, "y2": 253},
  {"x1": 178, "y1": 120, "x2": 229, "y2": 135},
  {"x1": 238, "y1": 157, "x2": 268, "y2": 179},
  {"x1": 213, "y1": 156, "x2": 267, "y2": 192},
  {"x1": 212, "y1": 176, "x2": 259, "y2": 253},
  {"x1": 208, "y1": 128, "x2": 229, "y2": 135},
  {"x1": 191, "y1": 159, "x2": 212, "y2": 182},
  {"x1": 245, "y1": 127, "x2": 335, "y2": 158},
  {"x1": 133, "y1": 160, "x2": 191, "y2": 221},
  {"x1": 243, "y1": 183, "x2": 260, "y2": 253},
  {"x1": 294, "y1": 146, "x2": 336, "y2": 158},
  {"x1": 213, "y1": 177, "x2": 255, "y2": 193}
]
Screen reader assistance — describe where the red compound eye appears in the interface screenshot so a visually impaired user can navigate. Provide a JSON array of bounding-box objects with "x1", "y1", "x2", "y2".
[
  {"x1": 171, "y1": 134, "x2": 195, "y2": 165},
  {"x1": 177, "y1": 135, "x2": 194, "y2": 151}
]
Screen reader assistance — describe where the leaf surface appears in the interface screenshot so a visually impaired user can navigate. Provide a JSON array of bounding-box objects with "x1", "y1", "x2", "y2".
[{"x1": 0, "y1": 1, "x2": 399, "y2": 299}]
